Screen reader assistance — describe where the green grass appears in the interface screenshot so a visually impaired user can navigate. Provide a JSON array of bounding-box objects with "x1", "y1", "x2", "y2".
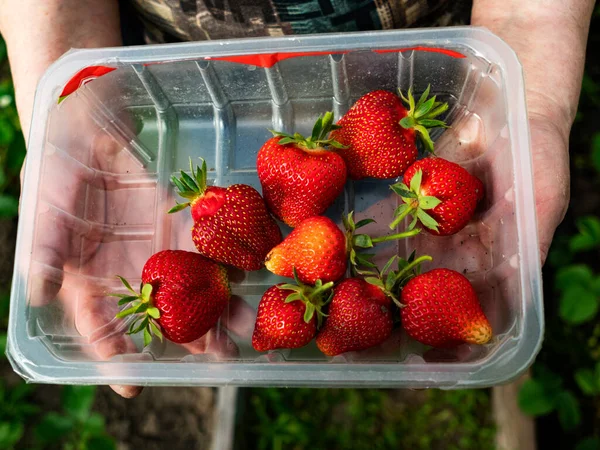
[{"x1": 237, "y1": 388, "x2": 495, "y2": 450}]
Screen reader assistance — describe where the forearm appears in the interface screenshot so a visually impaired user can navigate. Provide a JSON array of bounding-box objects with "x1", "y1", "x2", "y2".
[
  {"x1": 472, "y1": 0, "x2": 595, "y2": 136},
  {"x1": 0, "y1": 0, "x2": 121, "y2": 140}
]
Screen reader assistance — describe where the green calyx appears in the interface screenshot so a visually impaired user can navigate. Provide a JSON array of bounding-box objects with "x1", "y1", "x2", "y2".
[
  {"x1": 278, "y1": 269, "x2": 334, "y2": 328},
  {"x1": 398, "y1": 85, "x2": 449, "y2": 153},
  {"x1": 343, "y1": 211, "x2": 421, "y2": 277},
  {"x1": 362, "y1": 252, "x2": 433, "y2": 306},
  {"x1": 389, "y1": 169, "x2": 441, "y2": 232},
  {"x1": 168, "y1": 157, "x2": 208, "y2": 214},
  {"x1": 109, "y1": 275, "x2": 164, "y2": 347},
  {"x1": 270, "y1": 111, "x2": 347, "y2": 151}
]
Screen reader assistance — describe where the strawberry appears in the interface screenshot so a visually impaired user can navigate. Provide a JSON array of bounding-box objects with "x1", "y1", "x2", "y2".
[
  {"x1": 264, "y1": 213, "x2": 418, "y2": 285},
  {"x1": 315, "y1": 278, "x2": 393, "y2": 356},
  {"x1": 400, "y1": 268, "x2": 492, "y2": 348},
  {"x1": 252, "y1": 274, "x2": 333, "y2": 352},
  {"x1": 111, "y1": 250, "x2": 231, "y2": 346},
  {"x1": 168, "y1": 158, "x2": 282, "y2": 271},
  {"x1": 331, "y1": 86, "x2": 448, "y2": 180},
  {"x1": 257, "y1": 112, "x2": 348, "y2": 227},
  {"x1": 389, "y1": 156, "x2": 484, "y2": 236}
]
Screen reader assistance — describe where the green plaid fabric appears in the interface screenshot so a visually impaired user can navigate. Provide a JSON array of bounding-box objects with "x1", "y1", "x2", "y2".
[{"x1": 128, "y1": 0, "x2": 471, "y2": 44}]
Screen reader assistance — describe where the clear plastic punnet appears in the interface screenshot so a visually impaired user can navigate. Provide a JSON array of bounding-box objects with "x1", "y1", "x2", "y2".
[{"x1": 8, "y1": 27, "x2": 543, "y2": 388}]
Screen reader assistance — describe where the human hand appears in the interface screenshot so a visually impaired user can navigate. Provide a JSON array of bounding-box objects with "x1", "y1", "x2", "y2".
[{"x1": 471, "y1": 0, "x2": 596, "y2": 264}]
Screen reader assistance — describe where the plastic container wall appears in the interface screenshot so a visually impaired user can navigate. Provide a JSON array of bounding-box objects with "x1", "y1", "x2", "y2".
[{"x1": 8, "y1": 27, "x2": 543, "y2": 388}]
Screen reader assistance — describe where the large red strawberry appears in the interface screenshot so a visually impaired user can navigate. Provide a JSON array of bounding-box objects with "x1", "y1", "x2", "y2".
[
  {"x1": 111, "y1": 250, "x2": 231, "y2": 345},
  {"x1": 389, "y1": 156, "x2": 484, "y2": 236},
  {"x1": 331, "y1": 86, "x2": 448, "y2": 180},
  {"x1": 257, "y1": 112, "x2": 348, "y2": 227},
  {"x1": 315, "y1": 278, "x2": 393, "y2": 356},
  {"x1": 400, "y1": 268, "x2": 492, "y2": 348},
  {"x1": 264, "y1": 213, "x2": 418, "y2": 285},
  {"x1": 169, "y1": 158, "x2": 282, "y2": 270},
  {"x1": 252, "y1": 275, "x2": 333, "y2": 352}
]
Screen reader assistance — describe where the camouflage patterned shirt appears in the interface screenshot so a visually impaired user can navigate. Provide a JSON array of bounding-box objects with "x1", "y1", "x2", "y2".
[{"x1": 128, "y1": 0, "x2": 471, "y2": 44}]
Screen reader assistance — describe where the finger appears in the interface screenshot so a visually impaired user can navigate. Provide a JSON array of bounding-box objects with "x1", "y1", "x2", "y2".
[
  {"x1": 66, "y1": 287, "x2": 143, "y2": 399},
  {"x1": 180, "y1": 326, "x2": 239, "y2": 359},
  {"x1": 220, "y1": 295, "x2": 256, "y2": 339}
]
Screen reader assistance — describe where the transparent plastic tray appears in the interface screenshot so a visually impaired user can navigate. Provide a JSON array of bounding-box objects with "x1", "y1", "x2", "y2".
[{"x1": 8, "y1": 27, "x2": 543, "y2": 388}]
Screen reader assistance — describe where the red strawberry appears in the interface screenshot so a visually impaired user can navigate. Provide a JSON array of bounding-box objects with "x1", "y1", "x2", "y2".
[
  {"x1": 111, "y1": 250, "x2": 231, "y2": 345},
  {"x1": 252, "y1": 275, "x2": 333, "y2": 352},
  {"x1": 389, "y1": 156, "x2": 484, "y2": 236},
  {"x1": 257, "y1": 112, "x2": 348, "y2": 227},
  {"x1": 315, "y1": 278, "x2": 393, "y2": 356},
  {"x1": 169, "y1": 158, "x2": 282, "y2": 270},
  {"x1": 400, "y1": 268, "x2": 492, "y2": 348},
  {"x1": 331, "y1": 86, "x2": 448, "y2": 180},
  {"x1": 264, "y1": 214, "x2": 418, "y2": 285}
]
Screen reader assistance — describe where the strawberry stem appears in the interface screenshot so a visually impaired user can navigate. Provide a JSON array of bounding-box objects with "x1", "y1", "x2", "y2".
[
  {"x1": 270, "y1": 111, "x2": 347, "y2": 151},
  {"x1": 370, "y1": 228, "x2": 420, "y2": 244},
  {"x1": 395, "y1": 255, "x2": 433, "y2": 281},
  {"x1": 108, "y1": 276, "x2": 164, "y2": 347},
  {"x1": 398, "y1": 85, "x2": 448, "y2": 153}
]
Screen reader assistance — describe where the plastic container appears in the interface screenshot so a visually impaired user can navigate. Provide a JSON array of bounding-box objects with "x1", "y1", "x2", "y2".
[{"x1": 8, "y1": 26, "x2": 543, "y2": 389}]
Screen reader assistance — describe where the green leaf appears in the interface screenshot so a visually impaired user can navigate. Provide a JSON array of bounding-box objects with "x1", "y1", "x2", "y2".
[
  {"x1": 0, "y1": 421, "x2": 24, "y2": 448},
  {"x1": 355, "y1": 218, "x2": 376, "y2": 229},
  {"x1": 518, "y1": 379, "x2": 557, "y2": 416},
  {"x1": 303, "y1": 303, "x2": 315, "y2": 323},
  {"x1": 591, "y1": 133, "x2": 600, "y2": 174},
  {"x1": 570, "y1": 216, "x2": 600, "y2": 252},
  {"x1": 0, "y1": 120, "x2": 15, "y2": 146},
  {"x1": 409, "y1": 169, "x2": 422, "y2": 193},
  {"x1": 416, "y1": 209, "x2": 439, "y2": 231},
  {"x1": 116, "y1": 305, "x2": 138, "y2": 319},
  {"x1": 83, "y1": 413, "x2": 105, "y2": 436},
  {"x1": 116, "y1": 276, "x2": 135, "y2": 294},
  {"x1": 574, "y1": 369, "x2": 598, "y2": 395},
  {"x1": 555, "y1": 391, "x2": 581, "y2": 431},
  {"x1": 353, "y1": 234, "x2": 373, "y2": 249},
  {"x1": 149, "y1": 321, "x2": 163, "y2": 341},
  {"x1": 559, "y1": 285, "x2": 599, "y2": 324},
  {"x1": 117, "y1": 296, "x2": 138, "y2": 306},
  {"x1": 555, "y1": 264, "x2": 593, "y2": 291},
  {"x1": 141, "y1": 283, "x2": 153, "y2": 301},
  {"x1": 381, "y1": 256, "x2": 397, "y2": 276},
  {"x1": 179, "y1": 170, "x2": 198, "y2": 192},
  {"x1": 365, "y1": 277, "x2": 384, "y2": 288},
  {"x1": 0, "y1": 194, "x2": 18, "y2": 218},
  {"x1": 168, "y1": 202, "x2": 190, "y2": 214},
  {"x1": 147, "y1": 307, "x2": 160, "y2": 319},
  {"x1": 399, "y1": 116, "x2": 416, "y2": 129},
  {"x1": 0, "y1": 333, "x2": 6, "y2": 358},
  {"x1": 85, "y1": 436, "x2": 117, "y2": 450},
  {"x1": 419, "y1": 196, "x2": 441, "y2": 210},
  {"x1": 143, "y1": 328, "x2": 152, "y2": 347},
  {"x1": 284, "y1": 293, "x2": 302, "y2": 303},
  {"x1": 134, "y1": 303, "x2": 149, "y2": 314},
  {"x1": 414, "y1": 125, "x2": 435, "y2": 153},
  {"x1": 576, "y1": 437, "x2": 600, "y2": 450},
  {"x1": 35, "y1": 412, "x2": 75, "y2": 442},
  {"x1": 418, "y1": 119, "x2": 447, "y2": 128},
  {"x1": 311, "y1": 115, "x2": 323, "y2": 140},
  {"x1": 414, "y1": 95, "x2": 436, "y2": 118},
  {"x1": 63, "y1": 385, "x2": 96, "y2": 421}
]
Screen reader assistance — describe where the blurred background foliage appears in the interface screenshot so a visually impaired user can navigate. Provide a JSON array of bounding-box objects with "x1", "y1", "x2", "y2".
[{"x1": 1, "y1": 4, "x2": 600, "y2": 447}]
